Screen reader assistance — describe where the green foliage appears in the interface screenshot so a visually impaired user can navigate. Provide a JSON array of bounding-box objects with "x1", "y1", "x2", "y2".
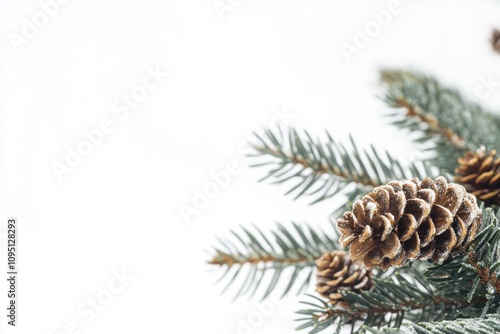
[
  {"x1": 295, "y1": 270, "x2": 461, "y2": 334},
  {"x1": 209, "y1": 69, "x2": 500, "y2": 333},
  {"x1": 295, "y1": 208, "x2": 500, "y2": 334},
  {"x1": 208, "y1": 222, "x2": 339, "y2": 300},
  {"x1": 363, "y1": 314, "x2": 500, "y2": 334},
  {"x1": 250, "y1": 127, "x2": 436, "y2": 216},
  {"x1": 381, "y1": 70, "x2": 500, "y2": 173},
  {"x1": 408, "y1": 314, "x2": 500, "y2": 334},
  {"x1": 425, "y1": 208, "x2": 500, "y2": 317}
]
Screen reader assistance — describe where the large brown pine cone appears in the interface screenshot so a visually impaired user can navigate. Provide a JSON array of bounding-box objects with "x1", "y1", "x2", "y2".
[
  {"x1": 455, "y1": 149, "x2": 500, "y2": 206},
  {"x1": 316, "y1": 250, "x2": 372, "y2": 305},
  {"x1": 336, "y1": 177, "x2": 482, "y2": 270}
]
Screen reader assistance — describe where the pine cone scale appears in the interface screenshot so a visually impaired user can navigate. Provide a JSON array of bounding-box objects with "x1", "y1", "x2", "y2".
[
  {"x1": 464, "y1": 216, "x2": 481, "y2": 246},
  {"x1": 452, "y1": 217, "x2": 467, "y2": 247},
  {"x1": 419, "y1": 241, "x2": 434, "y2": 260},
  {"x1": 391, "y1": 244, "x2": 407, "y2": 265},
  {"x1": 480, "y1": 155, "x2": 495, "y2": 172},
  {"x1": 403, "y1": 233, "x2": 420, "y2": 259},
  {"x1": 353, "y1": 275, "x2": 370, "y2": 290},
  {"x1": 368, "y1": 247, "x2": 385, "y2": 263},
  {"x1": 350, "y1": 239, "x2": 376, "y2": 261},
  {"x1": 376, "y1": 233, "x2": 401, "y2": 259},
  {"x1": 457, "y1": 196, "x2": 479, "y2": 227},
  {"x1": 479, "y1": 189, "x2": 500, "y2": 201},
  {"x1": 490, "y1": 172, "x2": 500, "y2": 186},
  {"x1": 342, "y1": 271, "x2": 359, "y2": 284},
  {"x1": 315, "y1": 251, "x2": 373, "y2": 305},
  {"x1": 456, "y1": 174, "x2": 478, "y2": 184},
  {"x1": 333, "y1": 265, "x2": 349, "y2": 278},
  {"x1": 443, "y1": 185, "x2": 465, "y2": 214},
  {"x1": 431, "y1": 205, "x2": 454, "y2": 235},
  {"x1": 417, "y1": 189, "x2": 436, "y2": 207},
  {"x1": 405, "y1": 199, "x2": 430, "y2": 225},
  {"x1": 455, "y1": 149, "x2": 500, "y2": 206},
  {"x1": 418, "y1": 218, "x2": 436, "y2": 247},
  {"x1": 476, "y1": 170, "x2": 495, "y2": 185}
]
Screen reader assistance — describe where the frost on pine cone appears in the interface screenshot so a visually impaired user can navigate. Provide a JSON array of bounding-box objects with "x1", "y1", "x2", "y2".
[
  {"x1": 455, "y1": 149, "x2": 500, "y2": 206},
  {"x1": 336, "y1": 177, "x2": 482, "y2": 270},
  {"x1": 316, "y1": 250, "x2": 372, "y2": 305}
]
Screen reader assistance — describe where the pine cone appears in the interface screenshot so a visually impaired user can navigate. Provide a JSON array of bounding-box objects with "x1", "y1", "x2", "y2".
[
  {"x1": 336, "y1": 177, "x2": 482, "y2": 270},
  {"x1": 455, "y1": 149, "x2": 500, "y2": 206},
  {"x1": 492, "y1": 29, "x2": 500, "y2": 54},
  {"x1": 316, "y1": 250, "x2": 372, "y2": 305}
]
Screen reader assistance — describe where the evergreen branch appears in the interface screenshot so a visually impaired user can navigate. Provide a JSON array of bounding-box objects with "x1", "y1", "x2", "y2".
[
  {"x1": 295, "y1": 270, "x2": 462, "y2": 333},
  {"x1": 395, "y1": 98, "x2": 465, "y2": 148},
  {"x1": 409, "y1": 315, "x2": 500, "y2": 334},
  {"x1": 360, "y1": 208, "x2": 500, "y2": 334},
  {"x1": 364, "y1": 314, "x2": 500, "y2": 334},
  {"x1": 250, "y1": 127, "x2": 436, "y2": 215},
  {"x1": 380, "y1": 70, "x2": 500, "y2": 173},
  {"x1": 425, "y1": 207, "x2": 500, "y2": 313},
  {"x1": 208, "y1": 222, "x2": 338, "y2": 300}
]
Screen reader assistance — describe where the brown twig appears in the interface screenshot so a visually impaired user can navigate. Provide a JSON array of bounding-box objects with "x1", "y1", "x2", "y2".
[
  {"x1": 208, "y1": 252, "x2": 312, "y2": 268},
  {"x1": 255, "y1": 147, "x2": 381, "y2": 188},
  {"x1": 467, "y1": 252, "x2": 500, "y2": 293},
  {"x1": 315, "y1": 294, "x2": 466, "y2": 324},
  {"x1": 396, "y1": 98, "x2": 466, "y2": 149}
]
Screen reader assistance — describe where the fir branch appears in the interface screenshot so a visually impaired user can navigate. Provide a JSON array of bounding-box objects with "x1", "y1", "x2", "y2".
[
  {"x1": 364, "y1": 314, "x2": 500, "y2": 334},
  {"x1": 425, "y1": 208, "x2": 500, "y2": 313},
  {"x1": 409, "y1": 315, "x2": 500, "y2": 334},
  {"x1": 208, "y1": 222, "x2": 338, "y2": 300},
  {"x1": 465, "y1": 251, "x2": 500, "y2": 296},
  {"x1": 250, "y1": 127, "x2": 435, "y2": 215},
  {"x1": 380, "y1": 70, "x2": 500, "y2": 173},
  {"x1": 395, "y1": 98, "x2": 465, "y2": 148},
  {"x1": 358, "y1": 207, "x2": 500, "y2": 334},
  {"x1": 296, "y1": 271, "x2": 462, "y2": 334}
]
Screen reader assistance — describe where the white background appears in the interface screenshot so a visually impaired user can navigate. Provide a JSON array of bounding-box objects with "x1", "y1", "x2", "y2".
[{"x1": 1, "y1": 0, "x2": 500, "y2": 333}]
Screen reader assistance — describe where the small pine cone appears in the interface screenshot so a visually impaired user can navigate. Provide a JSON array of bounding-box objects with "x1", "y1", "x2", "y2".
[
  {"x1": 316, "y1": 250, "x2": 372, "y2": 305},
  {"x1": 455, "y1": 149, "x2": 500, "y2": 206},
  {"x1": 492, "y1": 29, "x2": 500, "y2": 53},
  {"x1": 336, "y1": 177, "x2": 482, "y2": 270}
]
